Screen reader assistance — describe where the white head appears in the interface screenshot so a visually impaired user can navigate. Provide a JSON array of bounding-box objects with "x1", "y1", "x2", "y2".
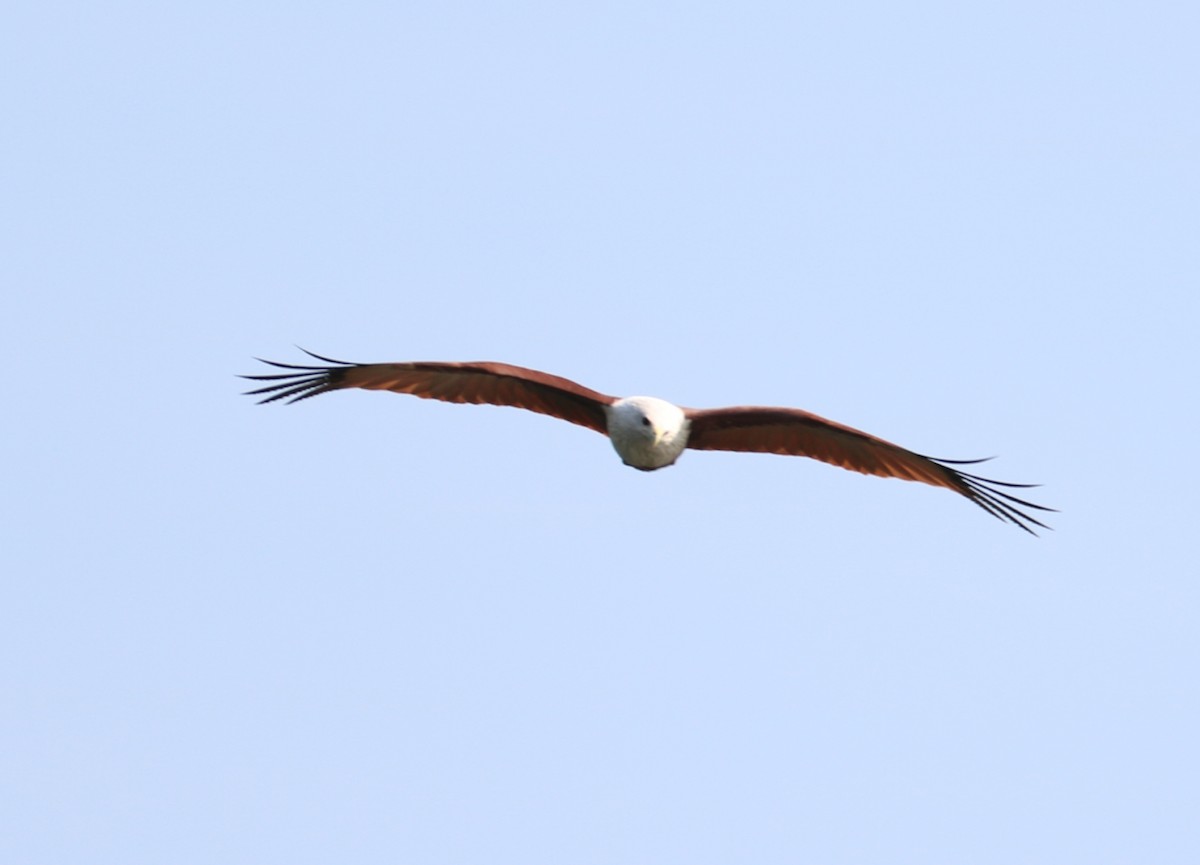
[{"x1": 606, "y1": 396, "x2": 690, "y2": 470}]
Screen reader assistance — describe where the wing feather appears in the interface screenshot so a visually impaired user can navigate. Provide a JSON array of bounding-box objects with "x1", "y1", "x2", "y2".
[
  {"x1": 685, "y1": 406, "x2": 1054, "y2": 534},
  {"x1": 242, "y1": 349, "x2": 614, "y2": 434}
]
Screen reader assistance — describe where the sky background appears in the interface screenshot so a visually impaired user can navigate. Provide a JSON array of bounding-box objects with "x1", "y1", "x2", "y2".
[{"x1": 3, "y1": 1, "x2": 1198, "y2": 862}]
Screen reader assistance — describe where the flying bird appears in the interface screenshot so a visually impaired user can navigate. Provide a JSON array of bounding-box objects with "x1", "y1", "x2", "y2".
[{"x1": 242, "y1": 349, "x2": 1053, "y2": 534}]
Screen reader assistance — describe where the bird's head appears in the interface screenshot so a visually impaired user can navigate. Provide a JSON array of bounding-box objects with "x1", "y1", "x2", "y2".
[{"x1": 611, "y1": 396, "x2": 686, "y2": 446}]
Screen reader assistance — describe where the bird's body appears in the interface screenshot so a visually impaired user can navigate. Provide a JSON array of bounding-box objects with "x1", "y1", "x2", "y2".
[
  {"x1": 243, "y1": 350, "x2": 1053, "y2": 534},
  {"x1": 606, "y1": 397, "x2": 691, "y2": 470}
]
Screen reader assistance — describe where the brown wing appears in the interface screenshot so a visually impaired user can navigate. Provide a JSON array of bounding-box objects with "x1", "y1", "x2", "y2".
[
  {"x1": 685, "y1": 406, "x2": 1054, "y2": 534},
  {"x1": 242, "y1": 349, "x2": 614, "y2": 434}
]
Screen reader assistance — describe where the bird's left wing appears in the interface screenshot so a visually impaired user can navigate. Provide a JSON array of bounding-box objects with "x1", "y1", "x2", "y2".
[
  {"x1": 242, "y1": 350, "x2": 615, "y2": 434},
  {"x1": 685, "y1": 406, "x2": 1053, "y2": 533}
]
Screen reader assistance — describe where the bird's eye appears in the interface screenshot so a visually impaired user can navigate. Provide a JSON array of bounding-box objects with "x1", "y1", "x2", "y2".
[{"x1": 641, "y1": 416, "x2": 651, "y2": 426}]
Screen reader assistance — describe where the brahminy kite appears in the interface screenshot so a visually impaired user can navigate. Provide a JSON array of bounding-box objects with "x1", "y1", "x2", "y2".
[{"x1": 242, "y1": 349, "x2": 1053, "y2": 534}]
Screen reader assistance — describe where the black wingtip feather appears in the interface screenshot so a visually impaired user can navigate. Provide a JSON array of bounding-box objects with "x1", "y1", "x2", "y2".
[
  {"x1": 296, "y1": 347, "x2": 355, "y2": 366},
  {"x1": 927, "y1": 456, "x2": 995, "y2": 466}
]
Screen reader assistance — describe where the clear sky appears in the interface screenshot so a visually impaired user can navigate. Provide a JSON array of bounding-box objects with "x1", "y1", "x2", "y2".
[{"x1": 3, "y1": 2, "x2": 1198, "y2": 863}]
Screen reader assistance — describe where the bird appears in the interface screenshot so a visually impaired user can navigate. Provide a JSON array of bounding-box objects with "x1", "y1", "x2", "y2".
[{"x1": 242, "y1": 349, "x2": 1053, "y2": 534}]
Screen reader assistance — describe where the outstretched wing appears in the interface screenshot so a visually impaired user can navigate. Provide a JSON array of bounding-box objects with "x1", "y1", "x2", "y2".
[
  {"x1": 242, "y1": 349, "x2": 615, "y2": 434},
  {"x1": 685, "y1": 406, "x2": 1054, "y2": 534}
]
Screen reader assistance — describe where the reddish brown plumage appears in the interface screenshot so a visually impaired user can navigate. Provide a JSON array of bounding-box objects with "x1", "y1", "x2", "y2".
[
  {"x1": 242, "y1": 352, "x2": 614, "y2": 434},
  {"x1": 682, "y1": 405, "x2": 1051, "y2": 532},
  {"x1": 685, "y1": 407, "x2": 958, "y2": 486}
]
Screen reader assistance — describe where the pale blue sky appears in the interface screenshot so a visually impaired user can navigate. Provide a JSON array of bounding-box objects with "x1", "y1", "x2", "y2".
[{"x1": 3, "y1": 2, "x2": 1198, "y2": 863}]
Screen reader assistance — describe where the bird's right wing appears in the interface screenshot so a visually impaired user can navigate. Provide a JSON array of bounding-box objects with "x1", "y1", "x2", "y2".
[
  {"x1": 685, "y1": 406, "x2": 1053, "y2": 534},
  {"x1": 242, "y1": 350, "x2": 615, "y2": 434}
]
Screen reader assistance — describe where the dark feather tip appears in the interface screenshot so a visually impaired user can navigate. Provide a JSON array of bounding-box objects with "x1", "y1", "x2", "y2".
[{"x1": 240, "y1": 350, "x2": 355, "y2": 404}]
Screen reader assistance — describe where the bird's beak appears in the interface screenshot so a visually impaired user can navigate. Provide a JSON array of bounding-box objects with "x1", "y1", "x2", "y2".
[{"x1": 654, "y1": 428, "x2": 669, "y2": 446}]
